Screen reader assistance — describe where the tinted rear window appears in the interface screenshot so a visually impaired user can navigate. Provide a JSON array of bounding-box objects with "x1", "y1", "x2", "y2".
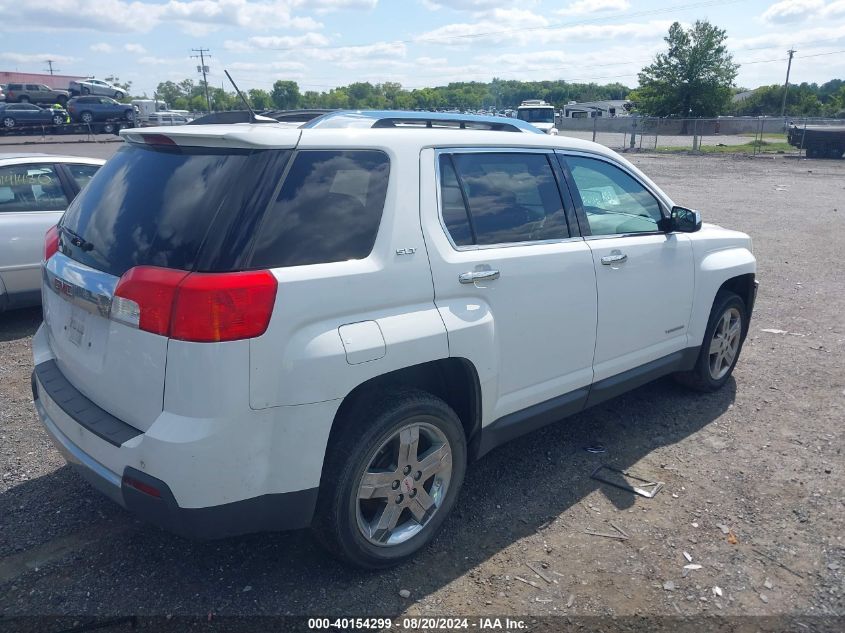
[
  {"x1": 249, "y1": 150, "x2": 390, "y2": 268},
  {"x1": 60, "y1": 143, "x2": 285, "y2": 277}
]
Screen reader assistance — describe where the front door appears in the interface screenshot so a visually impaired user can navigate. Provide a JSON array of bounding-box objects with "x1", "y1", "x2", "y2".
[
  {"x1": 558, "y1": 152, "x2": 695, "y2": 382},
  {"x1": 421, "y1": 148, "x2": 598, "y2": 425}
]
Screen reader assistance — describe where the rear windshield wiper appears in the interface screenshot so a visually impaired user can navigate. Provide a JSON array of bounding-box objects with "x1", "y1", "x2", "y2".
[{"x1": 59, "y1": 225, "x2": 95, "y2": 252}]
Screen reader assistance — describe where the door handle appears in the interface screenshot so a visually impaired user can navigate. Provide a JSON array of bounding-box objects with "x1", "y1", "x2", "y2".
[
  {"x1": 600, "y1": 253, "x2": 628, "y2": 265},
  {"x1": 459, "y1": 270, "x2": 500, "y2": 284}
]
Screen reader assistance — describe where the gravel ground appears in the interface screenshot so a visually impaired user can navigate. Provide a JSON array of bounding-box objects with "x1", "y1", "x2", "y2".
[{"x1": 0, "y1": 152, "x2": 843, "y2": 629}]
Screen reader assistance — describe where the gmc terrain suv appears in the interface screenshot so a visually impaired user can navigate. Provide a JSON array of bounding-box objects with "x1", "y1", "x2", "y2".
[{"x1": 32, "y1": 111, "x2": 757, "y2": 568}]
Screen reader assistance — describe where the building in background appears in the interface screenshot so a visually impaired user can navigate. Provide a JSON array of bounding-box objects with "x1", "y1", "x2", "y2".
[{"x1": 0, "y1": 71, "x2": 86, "y2": 91}]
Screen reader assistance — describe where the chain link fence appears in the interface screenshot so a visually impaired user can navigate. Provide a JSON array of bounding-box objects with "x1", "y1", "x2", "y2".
[{"x1": 555, "y1": 116, "x2": 845, "y2": 158}]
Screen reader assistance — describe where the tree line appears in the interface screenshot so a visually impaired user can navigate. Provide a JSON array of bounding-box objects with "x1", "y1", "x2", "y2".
[{"x1": 149, "y1": 21, "x2": 845, "y2": 118}]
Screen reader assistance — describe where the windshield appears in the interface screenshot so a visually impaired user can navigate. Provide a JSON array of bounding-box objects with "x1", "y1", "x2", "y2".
[{"x1": 517, "y1": 108, "x2": 555, "y2": 123}]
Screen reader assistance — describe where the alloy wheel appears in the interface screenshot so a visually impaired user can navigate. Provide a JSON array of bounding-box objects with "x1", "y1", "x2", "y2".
[
  {"x1": 355, "y1": 421, "x2": 452, "y2": 547},
  {"x1": 2, "y1": 117, "x2": 14, "y2": 128},
  {"x1": 708, "y1": 307, "x2": 742, "y2": 380}
]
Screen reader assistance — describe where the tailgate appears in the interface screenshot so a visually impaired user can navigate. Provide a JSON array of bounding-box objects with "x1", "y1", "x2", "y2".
[{"x1": 42, "y1": 253, "x2": 167, "y2": 432}]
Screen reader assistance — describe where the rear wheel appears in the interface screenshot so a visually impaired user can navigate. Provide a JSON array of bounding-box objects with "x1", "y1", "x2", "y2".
[
  {"x1": 2, "y1": 117, "x2": 15, "y2": 129},
  {"x1": 675, "y1": 291, "x2": 747, "y2": 392},
  {"x1": 114, "y1": 91, "x2": 124, "y2": 100},
  {"x1": 51, "y1": 114, "x2": 64, "y2": 126},
  {"x1": 103, "y1": 122, "x2": 116, "y2": 134},
  {"x1": 81, "y1": 87, "x2": 90, "y2": 95},
  {"x1": 312, "y1": 388, "x2": 466, "y2": 569},
  {"x1": 18, "y1": 95, "x2": 29, "y2": 103},
  {"x1": 80, "y1": 111, "x2": 94, "y2": 124}
]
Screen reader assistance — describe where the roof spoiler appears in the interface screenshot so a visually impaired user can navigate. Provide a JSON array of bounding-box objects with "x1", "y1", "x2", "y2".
[{"x1": 187, "y1": 110, "x2": 277, "y2": 125}]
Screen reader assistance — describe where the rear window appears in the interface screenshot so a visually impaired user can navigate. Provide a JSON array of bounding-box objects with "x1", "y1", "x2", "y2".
[
  {"x1": 249, "y1": 150, "x2": 390, "y2": 268},
  {"x1": 60, "y1": 143, "x2": 286, "y2": 277}
]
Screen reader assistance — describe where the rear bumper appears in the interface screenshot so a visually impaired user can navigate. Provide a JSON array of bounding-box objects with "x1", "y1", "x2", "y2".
[{"x1": 31, "y1": 336, "x2": 322, "y2": 540}]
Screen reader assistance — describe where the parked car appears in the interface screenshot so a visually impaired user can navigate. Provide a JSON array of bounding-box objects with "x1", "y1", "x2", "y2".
[
  {"x1": 0, "y1": 154, "x2": 104, "y2": 311},
  {"x1": 66, "y1": 96, "x2": 135, "y2": 124},
  {"x1": 143, "y1": 111, "x2": 191, "y2": 126},
  {"x1": 4, "y1": 83, "x2": 69, "y2": 106},
  {"x1": 31, "y1": 113, "x2": 756, "y2": 568},
  {"x1": 69, "y1": 78, "x2": 126, "y2": 100},
  {"x1": 1, "y1": 103, "x2": 68, "y2": 129}
]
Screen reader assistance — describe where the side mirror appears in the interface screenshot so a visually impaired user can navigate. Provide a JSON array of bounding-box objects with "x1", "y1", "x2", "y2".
[{"x1": 665, "y1": 206, "x2": 702, "y2": 233}]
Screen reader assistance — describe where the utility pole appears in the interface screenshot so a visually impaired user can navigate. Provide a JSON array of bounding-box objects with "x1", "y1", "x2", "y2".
[
  {"x1": 780, "y1": 48, "x2": 795, "y2": 118},
  {"x1": 44, "y1": 60, "x2": 58, "y2": 75},
  {"x1": 191, "y1": 48, "x2": 212, "y2": 113}
]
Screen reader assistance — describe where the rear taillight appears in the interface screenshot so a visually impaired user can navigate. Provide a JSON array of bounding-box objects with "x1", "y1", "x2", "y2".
[
  {"x1": 44, "y1": 225, "x2": 59, "y2": 261},
  {"x1": 111, "y1": 266, "x2": 277, "y2": 342}
]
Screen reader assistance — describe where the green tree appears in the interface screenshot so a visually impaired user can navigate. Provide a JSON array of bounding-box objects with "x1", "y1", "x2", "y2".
[
  {"x1": 248, "y1": 89, "x2": 272, "y2": 110},
  {"x1": 629, "y1": 20, "x2": 738, "y2": 117},
  {"x1": 271, "y1": 80, "x2": 301, "y2": 110}
]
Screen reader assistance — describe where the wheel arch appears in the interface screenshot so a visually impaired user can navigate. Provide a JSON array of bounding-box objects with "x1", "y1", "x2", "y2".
[{"x1": 325, "y1": 357, "x2": 483, "y2": 465}]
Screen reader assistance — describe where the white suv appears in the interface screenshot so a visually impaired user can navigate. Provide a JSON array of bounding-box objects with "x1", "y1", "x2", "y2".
[{"x1": 32, "y1": 112, "x2": 757, "y2": 568}]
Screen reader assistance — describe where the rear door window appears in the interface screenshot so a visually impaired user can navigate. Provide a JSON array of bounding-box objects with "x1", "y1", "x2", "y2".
[
  {"x1": 0, "y1": 164, "x2": 69, "y2": 212},
  {"x1": 249, "y1": 150, "x2": 390, "y2": 268},
  {"x1": 440, "y1": 152, "x2": 569, "y2": 246}
]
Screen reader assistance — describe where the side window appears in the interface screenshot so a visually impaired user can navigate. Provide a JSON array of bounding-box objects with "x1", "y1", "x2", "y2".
[
  {"x1": 565, "y1": 156, "x2": 663, "y2": 236},
  {"x1": 66, "y1": 163, "x2": 101, "y2": 190},
  {"x1": 441, "y1": 152, "x2": 569, "y2": 247},
  {"x1": 250, "y1": 150, "x2": 390, "y2": 268},
  {"x1": 438, "y1": 156, "x2": 473, "y2": 247},
  {"x1": 0, "y1": 164, "x2": 69, "y2": 212}
]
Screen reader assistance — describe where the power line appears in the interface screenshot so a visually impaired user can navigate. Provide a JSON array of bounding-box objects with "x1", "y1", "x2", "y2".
[{"x1": 44, "y1": 60, "x2": 59, "y2": 75}]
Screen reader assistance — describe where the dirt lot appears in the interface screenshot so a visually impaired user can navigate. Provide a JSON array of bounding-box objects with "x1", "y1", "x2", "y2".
[{"x1": 1, "y1": 152, "x2": 843, "y2": 630}]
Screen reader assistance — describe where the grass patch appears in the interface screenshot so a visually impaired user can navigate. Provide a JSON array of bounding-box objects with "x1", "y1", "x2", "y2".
[{"x1": 656, "y1": 139, "x2": 795, "y2": 154}]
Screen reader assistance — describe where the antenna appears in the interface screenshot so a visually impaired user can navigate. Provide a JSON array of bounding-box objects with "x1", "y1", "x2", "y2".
[{"x1": 224, "y1": 69, "x2": 257, "y2": 122}]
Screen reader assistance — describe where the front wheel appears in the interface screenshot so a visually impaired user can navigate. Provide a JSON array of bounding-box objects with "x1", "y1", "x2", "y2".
[
  {"x1": 80, "y1": 111, "x2": 94, "y2": 124},
  {"x1": 114, "y1": 91, "x2": 124, "y2": 100},
  {"x1": 18, "y1": 96, "x2": 29, "y2": 103},
  {"x1": 2, "y1": 117, "x2": 15, "y2": 128},
  {"x1": 81, "y1": 87, "x2": 90, "y2": 95},
  {"x1": 52, "y1": 114, "x2": 64, "y2": 126},
  {"x1": 312, "y1": 388, "x2": 466, "y2": 569},
  {"x1": 675, "y1": 291, "x2": 747, "y2": 392}
]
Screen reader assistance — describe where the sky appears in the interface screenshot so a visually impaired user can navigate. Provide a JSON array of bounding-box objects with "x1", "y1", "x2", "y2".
[{"x1": 1, "y1": 0, "x2": 844, "y2": 98}]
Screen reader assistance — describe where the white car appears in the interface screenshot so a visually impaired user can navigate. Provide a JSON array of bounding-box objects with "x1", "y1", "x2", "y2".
[
  {"x1": 31, "y1": 112, "x2": 756, "y2": 568},
  {"x1": 69, "y1": 78, "x2": 125, "y2": 100},
  {"x1": 0, "y1": 153, "x2": 104, "y2": 311}
]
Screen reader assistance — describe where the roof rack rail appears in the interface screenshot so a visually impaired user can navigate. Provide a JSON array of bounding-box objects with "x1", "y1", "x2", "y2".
[
  {"x1": 303, "y1": 110, "x2": 543, "y2": 134},
  {"x1": 187, "y1": 110, "x2": 277, "y2": 125}
]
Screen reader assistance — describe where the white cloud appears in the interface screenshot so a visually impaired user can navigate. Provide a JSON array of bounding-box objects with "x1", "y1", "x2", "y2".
[
  {"x1": 761, "y1": 0, "x2": 824, "y2": 23},
  {"x1": 558, "y1": 0, "x2": 630, "y2": 15},
  {"x1": 0, "y1": 0, "x2": 325, "y2": 34},
  {"x1": 90, "y1": 42, "x2": 114, "y2": 53},
  {"x1": 305, "y1": 41, "x2": 408, "y2": 62},
  {"x1": 224, "y1": 32, "x2": 331, "y2": 52},
  {"x1": 422, "y1": 0, "x2": 533, "y2": 10},
  {"x1": 124, "y1": 43, "x2": 147, "y2": 54},
  {"x1": 138, "y1": 56, "x2": 172, "y2": 65},
  {"x1": 0, "y1": 51, "x2": 77, "y2": 64},
  {"x1": 822, "y1": 0, "x2": 845, "y2": 16},
  {"x1": 416, "y1": 18, "x2": 673, "y2": 47}
]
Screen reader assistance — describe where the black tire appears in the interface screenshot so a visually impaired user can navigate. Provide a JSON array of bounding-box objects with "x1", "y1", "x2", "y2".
[
  {"x1": 80, "y1": 111, "x2": 94, "y2": 124},
  {"x1": 114, "y1": 91, "x2": 124, "y2": 100},
  {"x1": 81, "y1": 87, "x2": 90, "y2": 95},
  {"x1": 2, "y1": 116, "x2": 15, "y2": 129},
  {"x1": 18, "y1": 95, "x2": 29, "y2": 103},
  {"x1": 103, "y1": 122, "x2": 116, "y2": 134},
  {"x1": 675, "y1": 291, "x2": 747, "y2": 392},
  {"x1": 312, "y1": 388, "x2": 467, "y2": 569},
  {"x1": 124, "y1": 110, "x2": 134, "y2": 121}
]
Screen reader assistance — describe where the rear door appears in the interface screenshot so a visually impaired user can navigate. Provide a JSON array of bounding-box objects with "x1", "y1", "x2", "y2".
[
  {"x1": 557, "y1": 152, "x2": 694, "y2": 382},
  {"x1": 421, "y1": 148, "x2": 597, "y2": 424},
  {"x1": 0, "y1": 162, "x2": 68, "y2": 299}
]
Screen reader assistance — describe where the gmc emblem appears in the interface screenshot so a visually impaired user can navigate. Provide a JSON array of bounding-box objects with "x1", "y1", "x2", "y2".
[{"x1": 53, "y1": 278, "x2": 74, "y2": 298}]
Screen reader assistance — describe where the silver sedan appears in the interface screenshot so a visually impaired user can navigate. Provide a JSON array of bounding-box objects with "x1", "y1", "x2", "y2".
[{"x1": 0, "y1": 153, "x2": 104, "y2": 311}]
